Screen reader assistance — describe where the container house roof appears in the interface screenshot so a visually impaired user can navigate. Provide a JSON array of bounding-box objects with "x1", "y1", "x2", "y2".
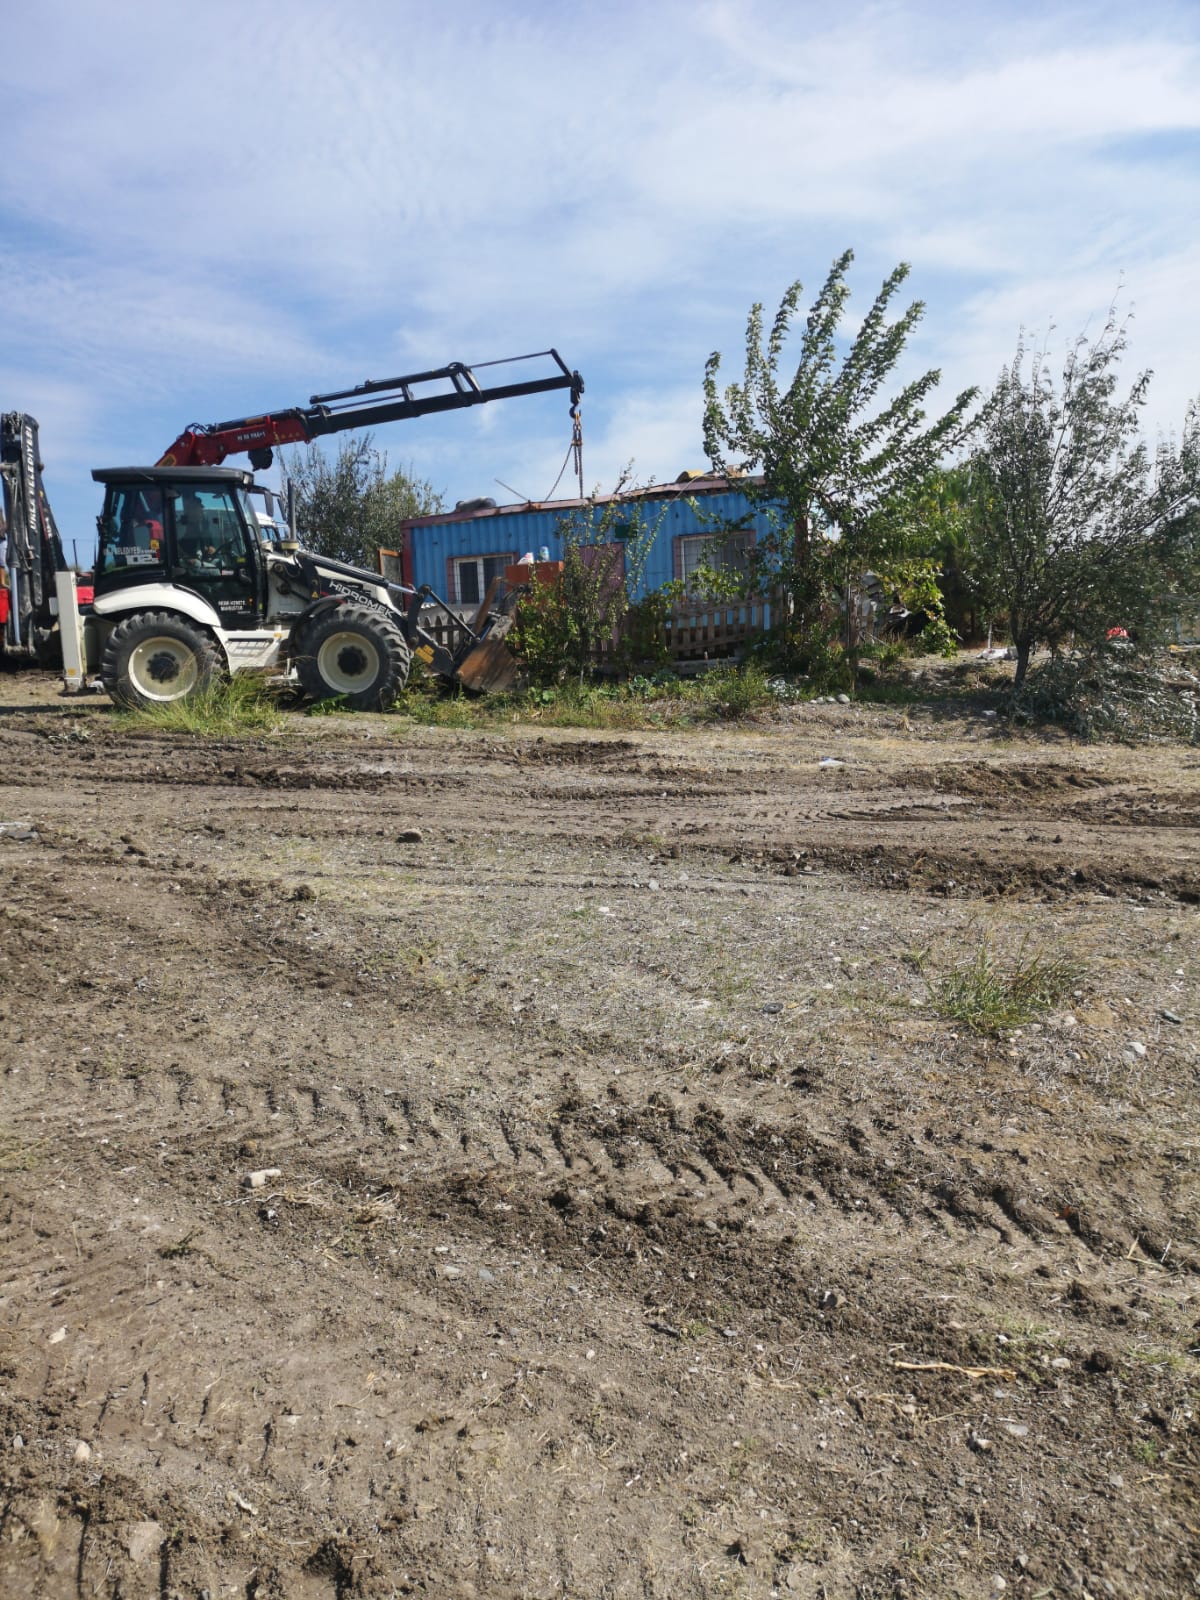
[{"x1": 396, "y1": 472, "x2": 760, "y2": 533}]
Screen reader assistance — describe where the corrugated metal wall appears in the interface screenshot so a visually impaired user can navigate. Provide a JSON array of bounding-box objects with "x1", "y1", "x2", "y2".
[{"x1": 408, "y1": 487, "x2": 778, "y2": 601}]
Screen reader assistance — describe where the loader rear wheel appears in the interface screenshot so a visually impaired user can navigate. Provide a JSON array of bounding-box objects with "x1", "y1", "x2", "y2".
[
  {"x1": 100, "y1": 611, "x2": 220, "y2": 709},
  {"x1": 294, "y1": 604, "x2": 411, "y2": 711}
]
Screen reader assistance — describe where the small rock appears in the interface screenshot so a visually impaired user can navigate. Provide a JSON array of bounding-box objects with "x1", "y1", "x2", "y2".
[
  {"x1": 992, "y1": 1578, "x2": 1007, "y2": 1594},
  {"x1": 0, "y1": 825, "x2": 38, "y2": 842},
  {"x1": 836, "y1": 694, "x2": 851, "y2": 705},
  {"x1": 73, "y1": 1441, "x2": 92, "y2": 1464},
  {"x1": 1004, "y1": 1423, "x2": 1029, "y2": 1438},
  {"x1": 244, "y1": 1168, "x2": 282, "y2": 1189},
  {"x1": 397, "y1": 827, "x2": 424, "y2": 844},
  {"x1": 478, "y1": 1267, "x2": 496, "y2": 1284},
  {"x1": 1160, "y1": 1009, "x2": 1182, "y2": 1025},
  {"x1": 761, "y1": 1002, "x2": 783, "y2": 1014},
  {"x1": 647, "y1": 878, "x2": 660, "y2": 891},
  {"x1": 1126, "y1": 1041, "x2": 1147, "y2": 1058},
  {"x1": 1108, "y1": 1472, "x2": 1125, "y2": 1489},
  {"x1": 968, "y1": 1429, "x2": 993, "y2": 1453},
  {"x1": 1049, "y1": 1356, "x2": 1070, "y2": 1370},
  {"x1": 443, "y1": 1264, "x2": 463, "y2": 1279},
  {"x1": 48, "y1": 1326, "x2": 67, "y2": 1345},
  {"x1": 818, "y1": 757, "x2": 843, "y2": 768},
  {"x1": 12, "y1": 1435, "x2": 24, "y2": 1450}
]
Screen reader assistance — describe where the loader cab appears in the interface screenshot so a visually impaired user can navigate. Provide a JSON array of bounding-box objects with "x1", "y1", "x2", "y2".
[{"x1": 93, "y1": 466, "x2": 266, "y2": 627}]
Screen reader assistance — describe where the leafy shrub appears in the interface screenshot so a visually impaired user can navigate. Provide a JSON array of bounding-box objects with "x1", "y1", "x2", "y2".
[
  {"x1": 917, "y1": 615, "x2": 959, "y2": 657},
  {"x1": 508, "y1": 485, "x2": 671, "y2": 684}
]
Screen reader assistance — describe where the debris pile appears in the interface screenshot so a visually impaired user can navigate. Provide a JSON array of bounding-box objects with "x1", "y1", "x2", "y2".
[{"x1": 1015, "y1": 648, "x2": 1200, "y2": 743}]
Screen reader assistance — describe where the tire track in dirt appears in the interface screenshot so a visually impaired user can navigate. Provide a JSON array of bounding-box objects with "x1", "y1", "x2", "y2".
[
  {"x1": 6, "y1": 826, "x2": 1194, "y2": 1293},
  {"x1": 5, "y1": 704, "x2": 1200, "y2": 1600},
  {"x1": 8, "y1": 729, "x2": 1200, "y2": 909}
]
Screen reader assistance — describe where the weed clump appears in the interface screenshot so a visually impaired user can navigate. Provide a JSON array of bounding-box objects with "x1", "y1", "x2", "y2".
[
  {"x1": 115, "y1": 674, "x2": 282, "y2": 736},
  {"x1": 931, "y1": 939, "x2": 1079, "y2": 1034}
]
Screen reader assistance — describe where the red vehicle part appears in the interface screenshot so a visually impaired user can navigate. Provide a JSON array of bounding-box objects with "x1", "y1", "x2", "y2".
[{"x1": 158, "y1": 350, "x2": 584, "y2": 470}]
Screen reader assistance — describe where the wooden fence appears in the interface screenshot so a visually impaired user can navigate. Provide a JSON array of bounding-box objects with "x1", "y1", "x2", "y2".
[
  {"x1": 413, "y1": 595, "x2": 771, "y2": 668},
  {"x1": 662, "y1": 598, "x2": 771, "y2": 661}
]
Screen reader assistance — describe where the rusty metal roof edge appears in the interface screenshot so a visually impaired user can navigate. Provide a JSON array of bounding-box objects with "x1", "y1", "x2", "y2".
[{"x1": 396, "y1": 473, "x2": 764, "y2": 532}]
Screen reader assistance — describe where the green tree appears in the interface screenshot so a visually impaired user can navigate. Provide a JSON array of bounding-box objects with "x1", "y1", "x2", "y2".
[
  {"x1": 510, "y1": 474, "x2": 671, "y2": 683},
  {"x1": 701, "y1": 248, "x2": 976, "y2": 668},
  {"x1": 926, "y1": 464, "x2": 984, "y2": 644},
  {"x1": 282, "y1": 435, "x2": 443, "y2": 570},
  {"x1": 966, "y1": 313, "x2": 1200, "y2": 688}
]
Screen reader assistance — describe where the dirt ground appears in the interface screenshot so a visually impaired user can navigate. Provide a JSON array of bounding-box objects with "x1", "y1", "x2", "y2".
[{"x1": 0, "y1": 672, "x2": 1196, "y2": 1600}]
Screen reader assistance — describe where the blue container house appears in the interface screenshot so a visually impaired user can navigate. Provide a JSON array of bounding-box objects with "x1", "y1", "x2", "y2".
[{"x1": 389, "y1": 474, "x2": 777, "y2": 609}]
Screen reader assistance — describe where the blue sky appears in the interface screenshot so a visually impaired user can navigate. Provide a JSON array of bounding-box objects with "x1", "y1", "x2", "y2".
[{"x1": 3, "y1": 0, "x2": 1198, "y2": 557}]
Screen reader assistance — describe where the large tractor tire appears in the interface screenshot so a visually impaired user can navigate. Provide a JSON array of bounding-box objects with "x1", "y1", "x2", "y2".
[
  {"x1": 100, "y1": 610, "x2": 220, "y2": 710},
  {"x1": 294, "y1": 603, "x2": 412, "y2": 711}
]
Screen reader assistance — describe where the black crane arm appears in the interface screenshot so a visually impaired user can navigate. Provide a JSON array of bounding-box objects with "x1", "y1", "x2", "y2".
[{"x1": 159, "y1": 349, "x2": 584, "y2": 469}]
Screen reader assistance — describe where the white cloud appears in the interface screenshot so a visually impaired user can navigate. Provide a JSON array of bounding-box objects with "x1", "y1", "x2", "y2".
[{"x1": 2, "y1": 0, "x2": 1198, "y2": 538}]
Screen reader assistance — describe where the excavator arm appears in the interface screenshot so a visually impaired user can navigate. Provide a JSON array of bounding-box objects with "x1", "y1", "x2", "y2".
[{"x1": 158, "y1": 348, "x2": 584, "y2": 469}]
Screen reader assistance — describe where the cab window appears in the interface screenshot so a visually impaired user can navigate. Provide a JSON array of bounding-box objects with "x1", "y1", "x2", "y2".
[
  {"x1": 97, "y1": 486, "x2": 166, "y2": 574},
  {"x1": 172, "y1": 486, "x2": 250, "y2": 571}
]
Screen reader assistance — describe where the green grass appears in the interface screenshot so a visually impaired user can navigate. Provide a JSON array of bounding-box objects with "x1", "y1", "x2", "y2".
[
  {"x1": 931, "y1": 938, "x2": 1080, "y2": 1035},
  {"x1": 115, "y1": 674, "x2": 283, "y2": 736},
  {"x1": 391, "y1": 665, "x2": 779, "y2": 730}
]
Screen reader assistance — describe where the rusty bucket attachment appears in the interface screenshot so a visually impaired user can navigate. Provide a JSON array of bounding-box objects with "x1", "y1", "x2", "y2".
[
  {"x1": 454, "y1": 629, "x2": 519, "y2": 693},
  {"x1": 449, "y1": 577, "x2": 520, "y2": 694},
  {"x1": 401, "y1": 574, "x2": 527, "y2": 695}
]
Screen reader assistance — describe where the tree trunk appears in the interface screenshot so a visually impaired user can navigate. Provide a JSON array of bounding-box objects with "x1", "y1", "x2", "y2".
[{"x1": 1013, "y1": 638, "x2": 1032, "y2": 689}]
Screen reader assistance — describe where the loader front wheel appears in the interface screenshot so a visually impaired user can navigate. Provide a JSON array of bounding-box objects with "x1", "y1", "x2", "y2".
[
  {"x1": 100, "y1": 611, "x2": 220, "y2": 709},
  {"x1": 294, "y1": 604, "x2": 411, "y2": 711}
]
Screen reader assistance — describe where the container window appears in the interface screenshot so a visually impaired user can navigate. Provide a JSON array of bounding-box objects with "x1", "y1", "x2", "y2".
[
  {"x1": 454, "y1": 553, "x2": 514, "y2": 606},
  {"x1": 677, "y1": 531, "x2": 753, "y2": 590}
]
